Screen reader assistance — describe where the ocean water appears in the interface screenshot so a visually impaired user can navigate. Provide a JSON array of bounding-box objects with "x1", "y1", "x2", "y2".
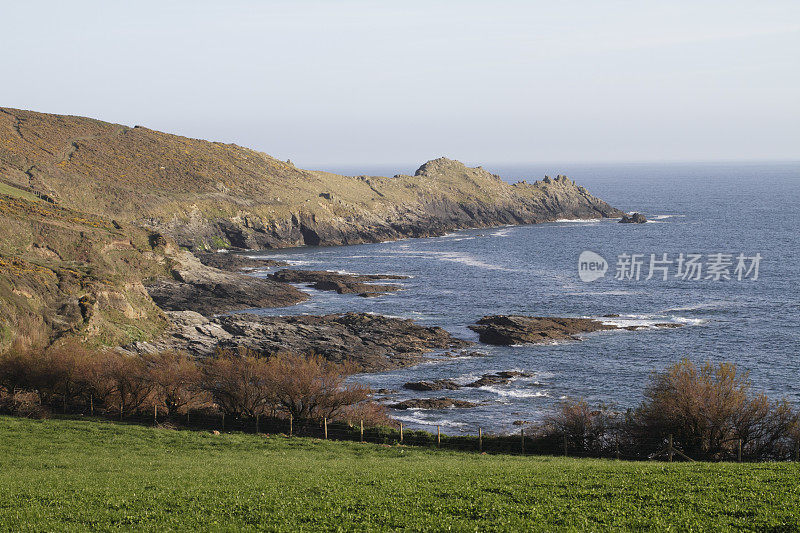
[{"x1": 245, "y1": 161, "x2": 800, "y2": 434}]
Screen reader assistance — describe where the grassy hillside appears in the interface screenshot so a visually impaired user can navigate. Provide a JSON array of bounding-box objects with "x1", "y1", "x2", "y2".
[
  {"x1": 0, "y1": 107, "x2": 623, "y2": 250},
  {"x1": 0, "y1": 416, "x2": 797, "y2": 531},
  {"x1": 0, "y1": 182, "x2": 173, "y2": 350}
]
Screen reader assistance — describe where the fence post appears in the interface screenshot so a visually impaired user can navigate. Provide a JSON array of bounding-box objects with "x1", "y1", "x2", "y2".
[
  {"x1": 289, "y1": 414, "x2": 293, "y2": 437},
  {"x1": 399, "y1": 422, "x2": 403, "y2": 443},
  {"x1": 154, "y1": 404, "x2": 158, "y2": 424},
  {"x1": 479, "y1": 427, "x2": 483, "y2": 453},
  {"x1": 90, "y1": 393, "x2": 94, "y2": 416},
  {"x1": 256, "y1": 414, "x2": 260, "y2": 434},
  {"x1": 221, "y1": 412, "x2": 225, "y2": 431},
  {"x1": 737, "y1": 439, "x2": 742, "y2": 463},
  {"x1": 668, "y1": 434, "x2": 674, "y2": 462},
  {"x1": 520, "y1": 427, "x2": 525, "y2": 454},
  {"x1": 563, "y1": 436, "x2": 568, "y2": 457},
  {"x1": 360, "y1": 419, "x2": 364, "y2": 442},
  {"x1": 323, "y1": 417, "x2": 328, "y2": 440},
  {"x1": 186, "y1": 410, "x2": 189, "y2": 426},
  {"x1": 437, "y1": 426, "x2": 440, "y2": 447}
]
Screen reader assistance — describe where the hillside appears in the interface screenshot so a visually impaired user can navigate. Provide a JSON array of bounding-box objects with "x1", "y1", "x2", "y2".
[
  {"x1": 0, "y1": 107, "x2": 623, "y2": 251},
  {"x1": 1, "y1": 416, "x2": 798, "y2": 531}
]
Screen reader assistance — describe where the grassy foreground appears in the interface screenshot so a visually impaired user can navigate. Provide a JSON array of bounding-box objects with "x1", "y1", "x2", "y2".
[{"x1": 0, "y1": 417, "x2": 798, "y2": 532}]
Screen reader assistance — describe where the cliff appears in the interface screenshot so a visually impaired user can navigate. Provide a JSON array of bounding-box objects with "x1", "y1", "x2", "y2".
[{"x1": 0, "y1": 107, "x2": 623, "y2": 251}]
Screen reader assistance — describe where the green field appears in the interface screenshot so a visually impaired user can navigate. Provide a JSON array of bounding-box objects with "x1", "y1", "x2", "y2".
[{"x1": 0, "y1": 416, "x2": 798, "y2": 532}]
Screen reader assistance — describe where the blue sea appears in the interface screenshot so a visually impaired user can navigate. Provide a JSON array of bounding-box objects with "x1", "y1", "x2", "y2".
[{"x1": 246, "y1": 161, "x2": 800, "y2": 434}]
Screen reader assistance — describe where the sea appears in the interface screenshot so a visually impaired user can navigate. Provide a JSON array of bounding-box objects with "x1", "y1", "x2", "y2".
[{"x1": 242, "y1": 161, "x2": 800, "y2": 435}]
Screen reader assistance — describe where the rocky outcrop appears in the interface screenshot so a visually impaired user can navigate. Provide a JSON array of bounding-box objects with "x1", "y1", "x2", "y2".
[
  {"x1": 469, "y1": 316, "x2": 619, "y2": 345},
  {"x1": 146, "y1": 252, "x2": 306, "y2": 315},
  {"x1": 132, "y1": 311, "x2": 472, "y2": 372},
  {"x1": 270, "y1": 269, "x2": 408, "y2": 297},
  {"x1": 620, "y1": 213, "x2": 647, "y2": 224},
  {"x1": 464, "y1": 371, "x2": 534, "y2": 387},
  {"x1": 389, "y1": 398, "x2": 478, "y2": 410},
  {"x1": 194, "y1": 252, "x2": 288, "y2": 271}
]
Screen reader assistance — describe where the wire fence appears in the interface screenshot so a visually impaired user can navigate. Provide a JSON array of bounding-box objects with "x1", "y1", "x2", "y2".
[{"x1": 58, "y1": 406, "x2": 800, "y2": 464}]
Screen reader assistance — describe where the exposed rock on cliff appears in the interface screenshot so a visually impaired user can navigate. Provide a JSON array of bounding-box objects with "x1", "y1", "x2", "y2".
[{"x1": 145, "y1": 251, "x2": 307, "y2": 315}]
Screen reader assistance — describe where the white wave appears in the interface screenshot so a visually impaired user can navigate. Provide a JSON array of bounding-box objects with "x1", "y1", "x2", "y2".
[
  {"x1": 490, "y1": 228, "x2": 514, "y2": 237},
  {"x1": 663, "y1": 301, "x2": 732, "y2": 312},
  {"x1": 550, "y1": 218, "x2": 601, "y2": 224},
  {"x1": 651, "y1": 214, "x2": 684, "y2": 220},
  {"x1": 383, "y1": 250, "x2": 520, "y2": 272},
  {"x1": 565, "y1": 290, "x2": 641, "y2": 296},
  {"x1": 392, "y1": 412, "x2": 467, "y2": 428},
  {"x1": 480, "y1": 386, "x2": 550, "y2": 399}
]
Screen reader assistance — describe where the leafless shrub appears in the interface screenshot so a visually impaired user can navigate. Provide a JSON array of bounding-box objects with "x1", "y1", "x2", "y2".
[
  {"x1": 628, "y1": 359, "x2": 798, "y2": 460},
  {"x1": 261, "y1": 352, "x2": 371, "y2": 422},
  {"x1": 145, "y1": 351, "x2": 206, "y2": 415}
]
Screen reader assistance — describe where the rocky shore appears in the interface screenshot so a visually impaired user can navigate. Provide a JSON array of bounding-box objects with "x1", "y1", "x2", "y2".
[
  {"x1": 131, "y1": 311, "x2": 472, "y2": 372},
  {"x1": 145, "y1": 252, "x2": 307, "y2": 315},
  {"x1": 269, "y1": 269, "x2": 408, "y2": 297}
]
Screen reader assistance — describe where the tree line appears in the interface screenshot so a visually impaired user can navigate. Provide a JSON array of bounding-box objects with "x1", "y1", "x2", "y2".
[{"x1": 0, "y1": 341, "x2": 390, "y2": 427}]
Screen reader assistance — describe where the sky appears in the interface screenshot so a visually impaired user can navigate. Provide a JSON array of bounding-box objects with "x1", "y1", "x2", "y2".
[{"x1": 1, "y1": 1, "x2": 798, "y2": 169}]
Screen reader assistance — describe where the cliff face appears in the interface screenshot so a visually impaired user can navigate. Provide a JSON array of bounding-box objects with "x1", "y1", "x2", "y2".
[{"x1": 0, "y1": 107, "x2": 623, "y2": 251}]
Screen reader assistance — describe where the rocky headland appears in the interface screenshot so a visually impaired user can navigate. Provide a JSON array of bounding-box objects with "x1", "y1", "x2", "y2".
[{"x1": 0, "y1": 107, "x2": 624, "y2": 254}]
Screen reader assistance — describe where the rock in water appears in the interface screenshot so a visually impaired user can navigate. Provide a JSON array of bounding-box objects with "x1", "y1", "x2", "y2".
[
  {"x1": 389, "y1": 398, "x2": 478, "y2": 410},
  {"x1": 270, "y1": 269, "x2": 407, "y2": 296},
  {"x1": 403, "y1": 380, "x2": 462, "y2": 391},
  {"x1": 468, "y1": 316, "x2": 618, "y2": 345},
  {"x1": 619, "y1": 213, "x2": 647, "y2": 223}
]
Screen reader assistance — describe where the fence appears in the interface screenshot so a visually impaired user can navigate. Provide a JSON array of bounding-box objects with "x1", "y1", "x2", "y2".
[{"x1": 50, "y1": 405, "x2": 800, "y2": 463}]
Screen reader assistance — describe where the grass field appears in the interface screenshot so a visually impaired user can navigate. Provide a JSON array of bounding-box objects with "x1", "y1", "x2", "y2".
[
  {"x1": 0, "y1": 182, "x2": 41, "y2": 202},
  {"x1": 0, "y1": 416, "x2": 798, "y2": 531}
]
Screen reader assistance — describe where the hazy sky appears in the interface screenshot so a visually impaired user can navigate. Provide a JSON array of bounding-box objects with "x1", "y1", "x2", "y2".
[{"x1": 2, "y1": 1, "x2": 798, "y2": 168}]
